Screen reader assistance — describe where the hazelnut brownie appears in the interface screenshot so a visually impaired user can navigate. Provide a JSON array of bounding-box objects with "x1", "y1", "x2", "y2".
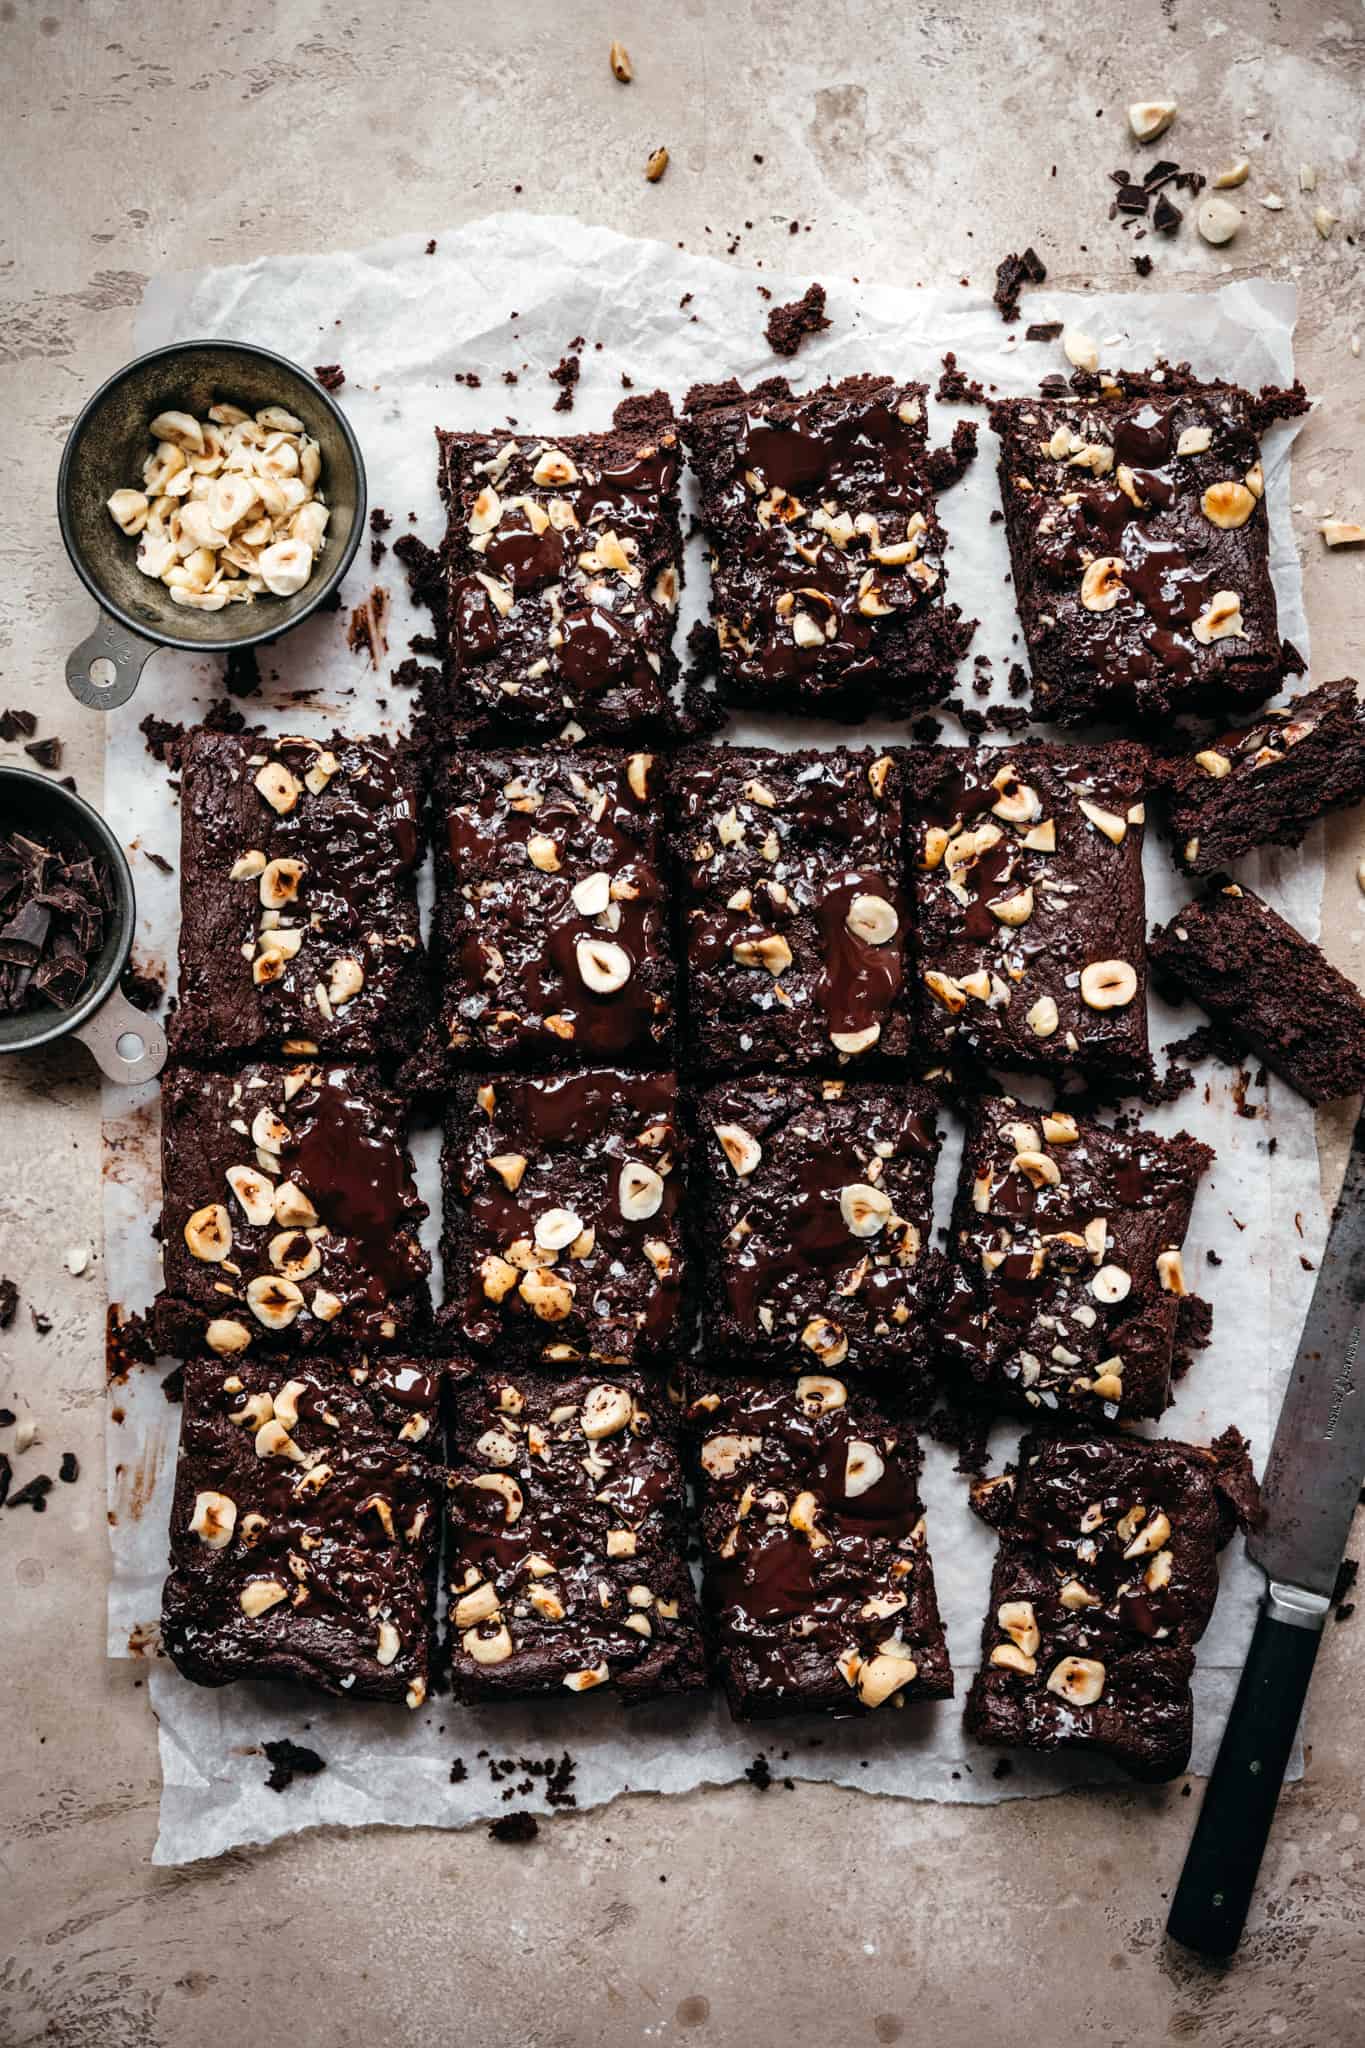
[
  {"x1": 685, "y1": 1371, "x2": 952, "y2": 1720},
  {"x1": 682, "y1": 372, "x2": 975, "y2": 718},
  {"x1": 432, "y1": 390, "x2": 683, "y2": 744},
  {"x1": 991, "y1": 380, "x2": 1283, "y2": 724},
  {"x1": 694, "y1": 1075, "x2": 947, "y2": 1394},
  {"x1": 156, "y1": 1060, "x2": 430, "y2": 1360},
  {"x1": 908, "y1": 741, "x2": 1152, "y2": 1090},
  {"x1": 669, "y1": 744, "x2": 913, "y2": 1073},
  {"x1": 443, "y1": 1069, "x2": 687, "y2": 1369},
  {"x1": 170, "y1": 730, "x2": 428, "y2": 1062},
  {"x1": 162, "y1": 1355, "x2": 442, "y2": 1708},
  {"x1": 1149, "y1": 881, "x2": 1365, "y2": 1103},
  {"x1": 965, "y1": 1428, "x2": 1257, "y2": 1780},
  {"x1": 433, "y1": 746, "x2": 673, "y2": 1068},
  {"x1": 445, "y1": 1362, "x2": 706, "y2": 1704},
  {"x1": 937, "y1": 1095, "x2": 1212, "y2": 1423}
]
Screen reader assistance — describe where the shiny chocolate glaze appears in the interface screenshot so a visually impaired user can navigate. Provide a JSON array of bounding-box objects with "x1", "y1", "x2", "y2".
[
  {"x1": 162, "y1": 1355, "x2": 441, "y2": 1705},
  {"x1": 435, "y1": 747, "x2": 673, "y2": 1067},
  {"x1": 937, "y1": 1095, "x2": 1211, "y2": 1423},
  {"x1": 445, "y1": 1365, "x2": 706, "y2": 1703},
  {"x1": 686, "y1": 1374, "x2": 952, "y2": 1719}
]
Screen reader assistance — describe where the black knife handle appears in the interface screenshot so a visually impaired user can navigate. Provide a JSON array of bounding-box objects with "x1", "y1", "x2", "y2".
[{"x1": 1167, "y1": 1585, "x2": 1327, "y2": 1958}]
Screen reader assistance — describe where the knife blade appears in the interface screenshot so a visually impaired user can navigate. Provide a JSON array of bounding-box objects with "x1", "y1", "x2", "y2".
[{"x1": 1168, "y1": 1104, "x2": 1365, "y2": 1958}]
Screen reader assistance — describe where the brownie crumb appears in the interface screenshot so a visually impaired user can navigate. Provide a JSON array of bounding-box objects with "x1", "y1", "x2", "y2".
[
  {"x1": 425, "y1": 239, "x2": 437, "y2": 255},
  {"x1": 1133, "y1": 253, "x2": 1154, "y2": 278},
  {"x1": 58, "y1": 1451, "x2": 79, "y2": 1483},
  {"x1": 23, "y1": 736, "x2": 62, "y2": 770},
  {"x1": 7, "y1": 1472, "x2": 53, "y2": 1512},
  {"x1": 764, "y1": 282, "x2": 830, "y2": 358},
  {"x1": 314, "y1": 364, "x2": 345, "y2": 391},
  {"x1": 488, "y1": 1810, "x2": 539, "y2": 1843},
  {"x1": 449, "y1": 1758, "x2": 468, "y2": 1784},
  {"x1": 106, "y1": 1304, "x2": 156, "y2": 1384},
  {"x1": 936, "y1": 352, "x2": 986, "y2": 405},
  {"x1": 0, "y1": 1277, "x2": 17, "y2": 1328},
  {"x1": 121, "y1": 963, "x2": 164, "y2": 1013},
  {"x1": 744, "y1": 1753, "x2": 773, "y2": 1791},
  {"x1": 224, "y1": 645, "x2": 262, "y2": 699},
  {"x1": 549, "y1": 349, "x2": 582, "y2": 412},
  {"x1": 923, "y1": 418, "x2": 979, "y2": 491},
  {"x1": 0, "y1": 707, "x2": 38, "y2": 742},
  {"x1": 262, "y1": 1737, "x2": 327, "y2": 1792},
  {"x1": 993, "y1": 246, "x2": 1046, "y2": 322},
  {"x1": 161, "y1": 1364, "x2": 185, "y2": 1404}
]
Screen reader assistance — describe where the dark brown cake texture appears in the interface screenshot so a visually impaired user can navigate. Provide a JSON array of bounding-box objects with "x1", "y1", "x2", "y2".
[
  {"x1": 669, "y1": 743, "x2": 913, "y2": 1073},
  {"x1": 937, "y1": 1094, "x2": 1212, "y2": 1423},
  {"x1": 445, "y1": 1362, "x2": 706, "y2": 1705},
  {"x1": 685, "y1": 1371, "x2": 953, "y2": 1720},
  {"x1": 170, "y1": 729, "x2": 429, "y2": 1062},
  {"x1": 432, "y1": 747, "x2": 674, "y2": 1069},
  {"x1": 156, "y1": 1060, "x2": 430, "y2": 1360},
  {"x1": 1158, "y1": 676, "x2": 1365, "y2": 876},
  {"x1": 693, "y1": 1075, "x2": 947, "y2": 1395},
  {"x1": 431, "y1": 390, "x2": 684, "y2": 745},
  {"x1": 1149, "y1": 880, "x2": 1365, "y2": 1103},
  {"x1": 991, "y1": 378, "x2": 1283, "y2": 725},
  {"x1": 161, "y1": 1355, "x2": 442, "y2": 1708},
  {"x1": 908, "y1": 740, "x2": 1152, "y2": 1091},
  {"x1": 964, "y1": 1427, "x2": 1257, "y2": 1781},
  {"x1": 442, "y1": 1068, "x2": 687, "y2": 1369},
  {"x1": 682, "y1": 372, "x2": 975, "y2": 719}
]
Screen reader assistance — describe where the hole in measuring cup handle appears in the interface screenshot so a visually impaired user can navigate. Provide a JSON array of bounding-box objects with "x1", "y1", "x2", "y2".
[
  {"x1": 65, "y1": 612, "x2": 158, "y2": 712},
  {"x1": 71, "y1": 986, "x2": 167, "y2": 1085}
]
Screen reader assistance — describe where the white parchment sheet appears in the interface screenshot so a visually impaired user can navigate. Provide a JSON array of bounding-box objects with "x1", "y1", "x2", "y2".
[{"x1": 97, "y1": 215, "x2": 1323, "y2": 1863}]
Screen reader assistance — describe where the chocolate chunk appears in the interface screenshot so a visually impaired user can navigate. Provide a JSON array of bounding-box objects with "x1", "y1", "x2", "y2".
[
  {"x1": 488, "y1": 1811, "x2": 539, "y2": 1842},
  {"x1": 1133, "y1": 253, "x2": 1154, "y2": 277},
  {"x1": 1153, "y1": 193, "x2": 1183, "y2": 234},
  {"x1": 993, "y1": 246, "x2": 1047, "y2": 323},
  {"x1": 0, "y1": 1280, "x2": 16, "y2": 1329},
  {"x1": 1024, "y1": 322, "x2": 1064, "y2": 342},
  {"x1": 314, "y1": 363, "x2": 345, "y2": 391},
  {"x1": 23, "y1": 737, "x2": 62, "y2": 770},
  {"x1": 58, "y1": 1451, "x2": 79, "y2": 1483},
  {"x1": 7, "y1": 1473, "x2": 53, "y2": 1511},
  {"x1": 0, "y1": 707, "x2": 37, "y2": 741},
  {"x1": 764, "y1": 282, "x2": 830, "y2": 358},
  {"x1": 262, "y1": 1737, "x2": 328, "y2": 1791},
  {"x1": 0, "y1": 825, "x2": 107, "y2": 1016}
]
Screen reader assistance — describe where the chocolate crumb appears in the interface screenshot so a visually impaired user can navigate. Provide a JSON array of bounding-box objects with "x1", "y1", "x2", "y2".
[
  {"x1": 744, "y1": 1754, "x2": 773, "y2": 1791},
  {"x1": 314, "y1": 364, "x2": 345, "y2": 391},
  {"x1": 23, "y1": 737, "x2": 62, "y2": 770},
  {"x1": 30, "y1": 1309, "x2": 51, "y2": 1335},
  {"x1": 7, "y1": 1472, "x2": 53, "y2": 1512},
  {"x1": 993, "y1": 246, "x2": 1046, "y2": 323},
  {"x1": 936, "y1": 352, "x2": 985, "y2": 405},
  {"x1": 262, "y1": 1737, "x2": 327, "y2": 1791},
  {"x1": 0, "y1": 708, "x2": 38, "y2": 742},
  {"x1": 765, "y1": 282, "x2": 830, "y2": 358},
  {"x1": 58, "y1": 1451, "x2": 78, "y2": 1483},
  {"x1": 0, "y1": 1278, "x2": 16, "y2": 1328},
  {"x1": 449, "y1": 1758, "x2": 467, "y2": 1784},
  {"x1": 425, "y1": 239, "x2": 437, "y2": 255},
  {"x1": 549, "y1": 350, "x2": 582, "y2": 413},
  {"x1": 488, "y1": 1811, "x2": 539, "y2": 1843},
  {"x1": 224, "y1": 645, "x2": 262, "y2": 699},
  {"x1": 1133, "y1": 253, "x2": 1154, "y2": 277},
  {"x1": 144, "y1": 850, "x2": 173, "y2": 876}
]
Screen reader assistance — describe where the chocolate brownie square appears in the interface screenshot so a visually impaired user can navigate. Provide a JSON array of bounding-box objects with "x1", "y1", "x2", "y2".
[
  {"x1": 909, "y1": 740, "x2": 1152, "y2": 1090},
  {"x1": 156, "y1": 1060, "x2": 430, "y2": 1360},
  {"x1": 682, "y1": 372, "x2": 974, "y2": 718},
  {"x1": 443, "y1": 1069, "x2": 686, "y2": 1369},
  {"x1": 1149, "y1": 880, "x2": 1365, "y2": 1103},
  {"x1": 670, "y1": 744, "x2": 912, "y2": 1073},
  {"x1": 992, "y1": 381, "x2": 1282, "y2": 724},
  {"x1": 694, "y1": 1075, "x2": 947, "y2": 1393},
  {"x1": 965, "y1": 1428, "x2": 1256, "y2": 1780},
  {"x1": 938, "y1": 1095, "x2": 1212, "y2": 1422},
  {"x1": 161, "y1": 1355, "x2": 442, "y2": 1707},
  {"x1": 1159, "y1": 677, "x2": 1365, "y2": 876},
  {"x1": 684, "y1": 1371, "x2": 953, "y2": 1720},
  {"x1": 445, "y1": 1362, "x2": 706, "y2": 1704},
  {"x1": 431, "y1": 391, "x2": 683, "y2": 744},
  {"x1": 433, "y1": 746, "x2": 673, "y2": 1068},
  {"x1": 170, "y1": 730, "x2": 428, "y2": 1062}
]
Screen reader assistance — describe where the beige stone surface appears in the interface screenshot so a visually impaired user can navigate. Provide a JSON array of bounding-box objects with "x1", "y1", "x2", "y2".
[{"x1": 2, "y1": 1, "x2": 1363, "y2": 2041}]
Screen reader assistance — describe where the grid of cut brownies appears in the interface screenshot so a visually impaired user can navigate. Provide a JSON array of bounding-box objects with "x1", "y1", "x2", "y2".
[
  {"x1": 442, "y1": 1068, "x2": 687, "y2": 1370},
  {"x1": 170, "y1": 729, "x2": 428, "y2": 1063},
  {"x1": 668, "y1": 743, "x2": 913, "y2": 1072},
  {"x1": 682, "y1": 372, "x2": 974, "y2": 718},
  {"x1": 908, "y1": 740, "x2": 1152, "y2": 1089},
  {"x1": 432, "y1": 746, "x2": 674, "y2": 1069},
  {"x1": 937, "y1": 1095, "x2": 1211, "y2": 1424},
  {"x1": 693, "y1": 1075, "x2": 947, "y2": 1395},
  {"x1": 685, "y1": 1370, "x2": 952, "y2": 1720},
  {"x1": 963, "y1": 1429, "x2": 1253, "y2": 1780},
  {"x1": 445, "y1": 1361, "x2": 706, "y2": 1704},
  {"x1": 155, "y1": 1058, "x2": 431, "y2": 1362},
  {"x1": 991, "y1": 380, "x2": 1281, "y2": 725},
  {"x1": 430, "y1": 391, "x2": 684, "y2": 745},
  {"x1": 161, "y1": 1355, "x2": 443, "y2": 1709}
]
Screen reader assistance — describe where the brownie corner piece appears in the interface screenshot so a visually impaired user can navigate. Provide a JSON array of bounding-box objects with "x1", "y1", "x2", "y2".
[
  {"x1": 445, "y1": 1361, "x2": 706, "y2": 1704},
  {"x1": 964, "y1": 1428, "x2": 1234, "y2": 1780},
  {"x1": 991, "y1": 380, "x2": 1281, "y2": 724},
  {"x1": 938, "y1": 1094, "x2": 1211, "y2": 1423},
  {"x1": 433, "y1": 745, "x2": 673, "y2": 1069},
  {"x1": 694, "y1": 1073, "x2": 947, "y2": 1391},
  {"x1": 670, "y1": 742, "x2": 913, "y2": 1073},
  {"x1": 442, "y1": 1068, "x2": 686, "y2": 1369},
  {"x1": 169, "y1": 728, "x2": 428, "y2": 1062},
  {"x1": 434, "y1": 391, "x2": 683, "y2": 744},
  {"x1": 909, "y1": 739, "x2": 1151, "y2": 1089},
  {"x1": 681, "y1": 371, "x2": 973, "y2": 718},
  {"x1": 161, "y1": 1354, "x2": 443, "y2": 1707},
  {"x1": 686, "y1": 1371, "x2": 951, "y2": 1720},
  {"x1": 156, "y1": 1059, "x2": 430, "y2": 1361},
  {"x1": 1149, "y1": 880, "x2": 1365, "y2": 1103},
  {"x1": 1160, "y1": 676, "x2": 1365, "y2": 876}
]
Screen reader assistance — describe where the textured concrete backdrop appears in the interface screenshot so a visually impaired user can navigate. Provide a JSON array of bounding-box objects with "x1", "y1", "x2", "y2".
[{"x1": 1, "y1": 2, "x2": 1363, "y2": 2043}]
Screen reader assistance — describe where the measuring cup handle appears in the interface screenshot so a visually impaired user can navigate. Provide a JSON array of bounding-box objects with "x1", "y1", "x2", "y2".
[
  {"x1": 71, "y1": 983, "x2": 167, "y2": 1084},
  {"x1": 66, "y1": 611, "x2": 158, "y2": 711}
]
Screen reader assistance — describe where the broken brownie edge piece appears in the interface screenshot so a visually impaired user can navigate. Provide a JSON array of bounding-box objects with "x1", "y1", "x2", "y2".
[
  {"x1": 445, "y1": 1361, "x2": 706, "y2": 1704},
  {"x1": 938, "y1": 1094, "x2": 1211, "y2": 1423},
  {"x1": 682, "y1": 372, "x2": 974, "y2": 719},
  {"x1": 685, "y1": 1370, "x2": 952, "y2": 1720}
]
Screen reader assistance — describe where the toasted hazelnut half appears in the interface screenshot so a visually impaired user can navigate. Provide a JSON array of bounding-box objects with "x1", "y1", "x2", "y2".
[
  {"x1": 1014, "y1": 1149, "x2": 1061, "y2": 1189},
  {"x1": 998, "y1": 1599, "x2": 1041, "y2": 1657},
  {"x1": 564, "y1": 1663, "x2": 610, "y2": 1691},
  {"x1": 857, "y1": 1649, "x2": 918, "y2": 1708},
  {"x1": 713, "y1": 1122, "x2": 762, "y2": 1177},
  {"x1": 1197, "y1": 195, "x2": 1241, "y2": 245},
  {"x1": 246, "y1": 1274, "x2": 305, "y2": 1329},
  {"x1": 801, "y1": 1316, "x2": 849, "y2": 1367},
  {"x1": 1128, "y1": 97, "x2": 1177, "y2": 141},
  {"x1": 581, "y1": 1382, "x2": 633, "y2": 1439},
  {"x1": 254, "y1": 760, "x2": 301, "y2": 815},
  {"x1": 472, "y1": 1471, "x2": 524, "y2": 1523},
  {"x1": 239, "y1": 1579, "x2": 289, "y2": 1618},
  {"x1": 463, "y1": 1622, "x2": 514, "y2": 1666},
  {"x1": 230, "y1": 849, "x2": 267, "y2": 881},
  {"x1": 839, "y1": 1182, "x2": 892, "y2": 1238},
  {"x1": 273, "y1": 1180, "x2": 318, "y2": 1228},
  {"x1": 1026, "y1": 995, "x2": 1060, "y2": 1039},
  {"x1": 830, "y1": 1022, "x2": 881, "y2": 1056},
  {"x1": 526, "y1": 832, "x2": 561, "y2": 873},
  {"x1": 206, "y1": 1316, "x2": 252, "y2": 1356},
  {"x1": 269, "y1": 1229, "x2": 321, "y2": 1281},
  {"x1": 844, "y1": 1439, "x2": 885, "y2": 1499},
  {"x1": 924, "y1": 969, "x2": 967, "y2": 1015},
  {"x1": 482, "y1": 1251, "x2": 526, "y2": 1303},
  {"x1": 989, "y1": 885, "x2": 1035, "y2": 927},
  {"x1": 1191, "y1": 591, "x2": 1247, "y2": 645},
  {"x1": 701, "y1": 1432, "x2": 762, "y2": 1478},
  {"x1": 989, "y1": 767, "x2": 1042, "y2": 825},
  {"x1": 1062, "y1": 325, "x2": 1100, "y2": 372},
  {"x1": 989, "y1": 1642, "x2": 1037, "y2": 1676},
  {"x1": 454, "y1": 1582, "x2": 501, "y2": 1630},
  {"x1": 619, "y1": 1159, "x2": 665, "y2": 1221},
  {"x1": 519, "y1": 1266, "x2": 576, "y2": 1321},
  {"x1": 1157, "y1": 1249, "x2": 1187, "y2": 1296},
  {"x1": 1080, "y1": 556, "x2": 1126, "y2": 613},
  {"x1": 732, "y1": 932, "x2": 793, "y2": 977},
  {"x1": 251, "y1": 1106, "x2": 290, "y2": 1155},
  {"x1": 576, "y1": 937, "x2": 631, "y2": 994},
  {"x1": 475, "y1": 1427, "x2": 520, "y2": 1470},
  {"x1": 1046, "y1": 1654, "x2": 1106, "y2": 1705},
  {"x1": 534, "y1": 1207, "x2": 583, "y2": 1253},
  {"x1": 260, "y1": 857, "x2": 306, "y2": 909},
  {"x1": 795, "y1": 1374, "x2": 847, "y2": 1415},
  {"x1": 190, "y1": 1490, "x2": 237, "y2": 1548},
  {"x1": 845, "y1": 893, "x2": 899, "y2": 945},
  {"x1": 1042, "y1": 1111, "x2": 1079, "y2": 1145},
  {"x1": 1201, "y1": 480, "x2": 1256, "y2": 530},
  {"x1": 1079, "y1": 799, "x2": 1127, "y2": 846},
  {"x1": 532, "y1": 448, "x2": 579, "y2": 487},
  {"x1": 1091, "y1": 1263, "x2": 1133, "y2": 1304},
  {"x1": 571, "y1": 871, "x2": 612, "y2": 918},
  {"x1": 185, "y1": 1203, "x2": 233, "y2": 1263},
  {"x1": 1080, "y1": 958, "x2": 1138, "y2": 1009},
  {"x1": 1059, "y1": 1578, "x2": 1101, "y2": 1611},
  {"x1": 1196, "y1": 749, "x2": 1232, "y2": 778}
]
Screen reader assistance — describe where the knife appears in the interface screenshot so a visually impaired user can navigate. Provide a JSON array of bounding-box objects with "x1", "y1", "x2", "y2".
[{"x1": 1167, "y1": 1107, "x2": 1365, "y2": 1958}]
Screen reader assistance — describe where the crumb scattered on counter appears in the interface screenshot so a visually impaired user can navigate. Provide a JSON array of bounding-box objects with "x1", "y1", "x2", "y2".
[{"x1": 765, "y1": 282, "x2": 829, "y2": 357}]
